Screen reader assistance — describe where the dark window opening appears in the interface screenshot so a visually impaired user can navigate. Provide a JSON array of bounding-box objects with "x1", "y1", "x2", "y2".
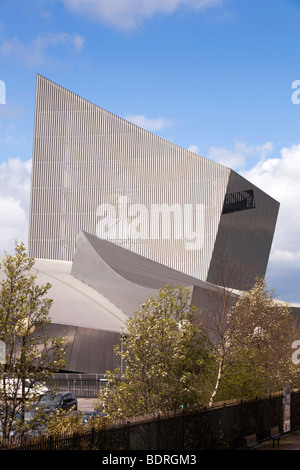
[{"x1": 222, "y1": 189, "x2": 255, "y2": 215}]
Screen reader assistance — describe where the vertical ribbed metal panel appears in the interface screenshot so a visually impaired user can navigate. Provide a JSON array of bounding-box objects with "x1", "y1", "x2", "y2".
[{"x1": 28, "y1": 74, "x2": 231, "y2": 281}]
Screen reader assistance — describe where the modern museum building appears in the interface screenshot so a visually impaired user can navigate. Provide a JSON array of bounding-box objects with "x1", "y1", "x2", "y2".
[{"x1": 26, "y1": 74, "x2": 282, "y2": 377}]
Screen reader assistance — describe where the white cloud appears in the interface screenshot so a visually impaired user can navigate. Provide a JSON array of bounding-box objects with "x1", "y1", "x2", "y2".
[
  {"x1": 236, "y1": 142, "x2": 300, "y2": 303},
  {"x1": 62, "y1": 0, "x2": 223, "y2": 30},
  {"x1": 0, "y1": 197, "x2": 27, "y2": 254},
  {"x1": 126, "y1": 114, "x2": 174, "y2": 132},
  {"x1": 0, "y1": 158, "x2": 31, "y2": 255},
  {"x1": 241, "y1": 143, "x2": 300, "y2": 266},
  {"x1": 0, "y1": 33, "x2": 84, "y2": 67},
  {"x1": 209, "y1": 141, "x2": 300, "y2": 274},
  {"x1": 205, "y1": 140, "x2": 300, "y2": 302},
  {"x1": 207, "y1": 141, "x2": 274, "y2": 170},
  {"x1": 188, "y1": 144, "x2": 200, "y2": 154}
]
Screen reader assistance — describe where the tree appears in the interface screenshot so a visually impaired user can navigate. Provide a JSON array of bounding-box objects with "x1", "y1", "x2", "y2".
[
  {"x1": 0, "y1": 242, "x2": 68, "y2": 439},
  {"x1": 219, "y1": 278, "x2": 300, "y2": 398},
  {"x1": 200, "y1": 251, "x2": 253, "y2": 407},
  {"x1": 98, "y1": 285, "x2": 211, "y2": 420},
  {"x1": 41, "y1": 408, "x2": 83, "y2": 436},
  {"x1": 207, "y1": 278, "x2": 300, "y2": 403}
]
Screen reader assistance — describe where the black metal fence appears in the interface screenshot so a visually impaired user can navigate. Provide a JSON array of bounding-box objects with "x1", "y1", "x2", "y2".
[
  {"x1": 2, "y1": 390, "x2": 299, "y2": 450},
  {"x1": 51, "y1": 373, "x2": 108, "y2": 398}
]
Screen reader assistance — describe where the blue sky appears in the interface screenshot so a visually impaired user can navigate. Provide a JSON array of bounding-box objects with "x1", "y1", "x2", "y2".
[{"x1": 1, "y1": 0, "x2": 300, "y2": 303}]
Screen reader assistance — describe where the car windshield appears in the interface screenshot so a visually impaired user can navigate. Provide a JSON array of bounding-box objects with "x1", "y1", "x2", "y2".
[{"x1": 39, "y1": 394, "x2": 62, "y2": 407}]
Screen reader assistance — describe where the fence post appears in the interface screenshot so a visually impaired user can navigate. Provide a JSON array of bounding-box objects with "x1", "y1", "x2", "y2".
[
  {"x1": 126, "y1": 421, "x2": 130, "y2": 450},
  {"x1": 90, "y1": 427, "x2": 95, "y2": 450},
  {"x1": 156, "y1": 414, "x2": 161, "y2": 450},
  {"x1": 182, "y1": 410, "x2": 185, "y2": 450}
]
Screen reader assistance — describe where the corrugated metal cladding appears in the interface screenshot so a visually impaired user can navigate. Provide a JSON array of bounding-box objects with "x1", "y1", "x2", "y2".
[
  {"x1": 71, "y1": 229, "x2": 221, "y2": 318},
  {"x1": 28, "y1": 74, "x2": 231, "y2": 282}
]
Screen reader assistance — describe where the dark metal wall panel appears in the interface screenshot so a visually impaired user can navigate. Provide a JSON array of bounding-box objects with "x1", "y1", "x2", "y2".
[
  {"x1": 48, "y1": 323, "x2": 121, "y2": 375},
  {"x1": 206, "y1": 170, "x2": 280, "y2": 290}
]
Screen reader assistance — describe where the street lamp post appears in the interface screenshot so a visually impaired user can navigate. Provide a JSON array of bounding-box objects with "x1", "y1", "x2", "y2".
[
  {"x1": 120, "y1": 333, "x2": 127, "y2": 378},
  {"x1": 15, "y1": 317, "x2": 35, "y2": 426}
]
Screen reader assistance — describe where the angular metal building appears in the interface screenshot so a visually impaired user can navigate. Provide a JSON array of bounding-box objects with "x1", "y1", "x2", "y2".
[
  {"x1": 26, "y1": 74, "x2": 281, "y2": 375},
  {"x1": 27, "y1": 231, "x2": 231, "y2": 375},
  {"x1": 28, "y1": 74, "x2": 279, "y2": 291}
]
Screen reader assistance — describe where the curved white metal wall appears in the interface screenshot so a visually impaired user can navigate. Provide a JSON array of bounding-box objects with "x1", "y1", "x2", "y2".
[{"x1": 28, "y1": 74, "x2": 231, "y2": 281}]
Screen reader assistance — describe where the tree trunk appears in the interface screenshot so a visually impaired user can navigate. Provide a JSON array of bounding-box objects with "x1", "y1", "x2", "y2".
[{"x1": 209, "y1": 352, "x2": 224, "y2": 407}]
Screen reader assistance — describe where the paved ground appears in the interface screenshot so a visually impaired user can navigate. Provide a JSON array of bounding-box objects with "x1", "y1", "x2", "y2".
[
  {"x1": 77, "y1": 398, "x2": 98, "y2": 412},
  {"x1": 256, "y1": 430, "x2": 300, "y2": 450}
]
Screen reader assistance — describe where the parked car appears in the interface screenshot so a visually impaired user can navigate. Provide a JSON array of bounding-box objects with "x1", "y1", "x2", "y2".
[
  {"x1": 37, "y1": 391, "x2": 77, "y2": 413},
  {"x1": 0, "y1": 378, "x2": 49, "y2": 399}
]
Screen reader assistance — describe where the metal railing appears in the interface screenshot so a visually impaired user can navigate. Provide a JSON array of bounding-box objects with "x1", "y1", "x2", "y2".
[
  {"x1": 51, "y1": 373, "x2": 109, "y2": 398},
  {"x1": 2, "y1": 390, "x2": 298, "y2": 450}
]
